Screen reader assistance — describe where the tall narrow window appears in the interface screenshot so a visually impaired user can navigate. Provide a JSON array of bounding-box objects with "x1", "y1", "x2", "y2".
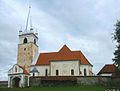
[
  {"x1": 15, "y1": 67, "x2": 17, "y2": 72},
  {"x1": 84, "y1": 69, "x2": 87, "y2": 76},
  {"x1": 71, "y1": 69, "x2": 74, "y2": 75},
  {"x1": 23, "y1": 38, "x2": 28, "y2": 43},
  {"x1": 33, "y1": 73, "x2": 35, "y2": 76},
  {"x1": 34, "y1": 39, "x2": 36, "y2": 44},
  {"x1": 80, "y1": 71, "x2": 82, "y2": 74},
  {"x1": 45, "y1": 69, "x2": 48, "y2": 76},
  {"x1": 56, "y1": 70, "x2": 59, "y2": 76}
]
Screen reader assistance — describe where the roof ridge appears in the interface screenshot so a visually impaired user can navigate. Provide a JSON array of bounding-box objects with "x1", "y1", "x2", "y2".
[
  {"x1": 35, "y1": 45, "x2": 92, "y2": 66},
  {"x1": 59, "y1": 44, "x2": 71, "y2": 53},
  {"x1": 40, "y1": 52, "x2": 57, "y2": 54}
]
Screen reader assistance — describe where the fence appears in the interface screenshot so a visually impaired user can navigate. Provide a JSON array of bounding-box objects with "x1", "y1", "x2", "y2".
[{"x1": 0, "y1": 81, "x2": 8, "y2": 87}]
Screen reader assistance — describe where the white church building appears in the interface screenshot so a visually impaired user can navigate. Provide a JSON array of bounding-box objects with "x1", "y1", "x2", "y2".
[{"x1": 8, "y1": 7, "x2": 93, "y2": 88}]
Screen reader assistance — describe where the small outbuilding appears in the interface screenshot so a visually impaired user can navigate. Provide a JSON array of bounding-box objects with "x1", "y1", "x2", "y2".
[{"x1": 97, "y1": 64, "x2": 117, "y2": 77}]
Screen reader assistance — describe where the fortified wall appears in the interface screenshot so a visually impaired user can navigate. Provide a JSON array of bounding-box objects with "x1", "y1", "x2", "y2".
[{"x1": 29, "y1": 76, "x2": 120, "y2": 86}]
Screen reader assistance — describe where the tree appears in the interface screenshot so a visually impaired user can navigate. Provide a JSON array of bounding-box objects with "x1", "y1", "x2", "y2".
[{"x1": 113, "y1": 20, "x2": 120, "y2": 76}]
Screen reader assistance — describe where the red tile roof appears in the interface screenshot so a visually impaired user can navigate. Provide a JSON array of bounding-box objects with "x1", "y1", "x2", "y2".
[
  {"x1": 97, "y1": 64, "x2": 116, "y2": 76},
  {"x1": 36, "y1": 45, "x2": 92, "y2": 66}
]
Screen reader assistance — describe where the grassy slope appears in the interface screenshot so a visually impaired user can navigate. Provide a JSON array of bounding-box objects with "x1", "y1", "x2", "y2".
[{"x1": 0, "y1": 85, "x2": 106, "y2": 91}]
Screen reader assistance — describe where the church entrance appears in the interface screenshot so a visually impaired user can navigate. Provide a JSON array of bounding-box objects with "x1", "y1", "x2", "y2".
[{"x1": 12, "y1": 77, "x2": 21, "y2": 87}]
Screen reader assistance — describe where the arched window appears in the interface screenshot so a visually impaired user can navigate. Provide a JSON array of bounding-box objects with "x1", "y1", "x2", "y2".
[
  {"x1": 34, "y1": 39, "x2": 36, "y2": 44},
  {"x1": 56, "y1": 70, "x2": 59, "y2": 76},
  {"x1": 80, "y1": 71, "x2": 82, "y2": 74},
  {"x1": 24, "y1": 48, "x2": 26, "y2": 51},
  {"x1": 23, "y1": 38, "x2": 28, "y2": 43},
  {"x1": 15, "y1": 67, "x2": 17, "y2": 72},
  {"x1": 71, "y1": 69, "x2": 74, "y2": 75},
  {"x1": 33, "y1": 73, "x2": 35, "y2": 76},
  {"x1": 84, "y1": 69, "x2": 87, "y2": 76},
  {"x1": 45, "y1": 69, "x2": 48, "y2": 76}
]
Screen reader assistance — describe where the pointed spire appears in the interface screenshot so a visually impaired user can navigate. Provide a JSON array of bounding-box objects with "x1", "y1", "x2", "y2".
[{"x1": 25, "y1": 6, "x2": 33, "y2": 32}]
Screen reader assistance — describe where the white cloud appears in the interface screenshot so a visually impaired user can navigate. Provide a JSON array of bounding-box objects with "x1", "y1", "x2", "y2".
[{"x1": 66, "y1": 34, "x2": 100, "y2": 52}]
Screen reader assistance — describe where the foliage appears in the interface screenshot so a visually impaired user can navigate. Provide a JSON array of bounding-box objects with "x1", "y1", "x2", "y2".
[
  {"x1": 106, "y1": 78, "x2": 120, "y2": 88},
  {"x1": 113, "y1": 20, "x2": 120, "y2": 75}
]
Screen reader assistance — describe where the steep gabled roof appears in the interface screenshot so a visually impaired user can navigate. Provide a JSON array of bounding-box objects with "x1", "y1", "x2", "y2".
[
  {"x1": 97, "y1": 64, "x2": 116, "y2": 77},
  {"x1": 36, "y1": 45, "x2": 92, "y2": 66},
  {"x1": 8, "y1": 64, "x2": 29, "y2": 75},
  {"x1": 30, "y1": 67, "x2": 39, "y2": 73},
  {"x1": 59, "y1": 45, "x2": 71, "y2": 53}
]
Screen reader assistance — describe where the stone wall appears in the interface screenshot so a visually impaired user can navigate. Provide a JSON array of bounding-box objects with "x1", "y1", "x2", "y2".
[
  {"x1": 29, "y1": 76, "x2": 120, "y2": 87},
  {"x1": 30, "y1": 77, "x2": 41, "y2": 86},
  {"x1": 29, "y1": 76, "x2": 77, "y2": 86},
  {"x1": 77, "y1": 76, "x2": 111, "y2": 85},
  {"x1": 17, "y1": 43, "x2": 38, "y2": 71}
]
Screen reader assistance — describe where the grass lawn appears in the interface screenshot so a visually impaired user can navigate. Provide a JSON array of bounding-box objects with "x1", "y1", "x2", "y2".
[{"x1": 0, "y1": 85, "x2": 106, "y2": 91}]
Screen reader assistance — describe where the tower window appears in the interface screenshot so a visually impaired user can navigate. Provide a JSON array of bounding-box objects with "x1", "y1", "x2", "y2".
[
  {"x1": 71, "y1": 69, "x2": 74, "y2": 75},
  {"x1": 34, "y1": 39, "x2": 36, "y2": 44},
  {"x1": 56, "y1": 70, "x2": 59, "y2": 76},
  {"x1": 24, "y1": 48, "x2": 26, "y2": 51},
  {"x1": 23, "y1": 38, "x2": 28, "y2": 43}
]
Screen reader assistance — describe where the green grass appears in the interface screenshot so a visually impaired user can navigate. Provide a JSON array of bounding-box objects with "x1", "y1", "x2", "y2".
[{"x1": 0, "y1": 85, "x2": 106, "y2": 91}]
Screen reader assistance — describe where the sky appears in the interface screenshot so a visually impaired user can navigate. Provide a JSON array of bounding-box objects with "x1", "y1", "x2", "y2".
[{"x1": 0, "y1": 0, "x2": 120, "y2": 81}]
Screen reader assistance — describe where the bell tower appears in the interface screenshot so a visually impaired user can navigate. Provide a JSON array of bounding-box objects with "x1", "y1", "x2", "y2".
[{"x1": 17, "y1": 6, "x2": 38, "y2": 71}]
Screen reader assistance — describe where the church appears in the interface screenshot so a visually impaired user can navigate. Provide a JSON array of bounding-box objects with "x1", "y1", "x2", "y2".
[{"x1": 8, "y1": 7, "x2": 93, "y2": 88}]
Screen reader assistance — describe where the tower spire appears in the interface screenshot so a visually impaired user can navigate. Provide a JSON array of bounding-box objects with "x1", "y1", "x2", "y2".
[{"x1": 25, "y1": 6, "x2": 33, "y2": 32}]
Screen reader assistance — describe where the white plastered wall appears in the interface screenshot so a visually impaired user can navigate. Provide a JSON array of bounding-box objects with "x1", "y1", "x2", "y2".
[
  {"x1": 30, "y1": 65, "x2": 49, "y2": 76},
  {"x1": 8, "y1": 64, "x2": 29, "y2": 88},
  {"x1": 100, "y1": 74, "x2": 112, "y2": 76},
  {"x1": 19, "y1": 33, "x2": 38, "y2": 45},
  {"x1": 30, "y1": 62, "x2": 93, "y2": 77},
  {"x1": 50, "y1": 60, "x2": 80, "y2": 76},
  {"x1": 8, "y1": 64, "x2": 23, "y2": 74},
  {"x1": 80, "y1": 65, "x2": 92, "y2": 76}
]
